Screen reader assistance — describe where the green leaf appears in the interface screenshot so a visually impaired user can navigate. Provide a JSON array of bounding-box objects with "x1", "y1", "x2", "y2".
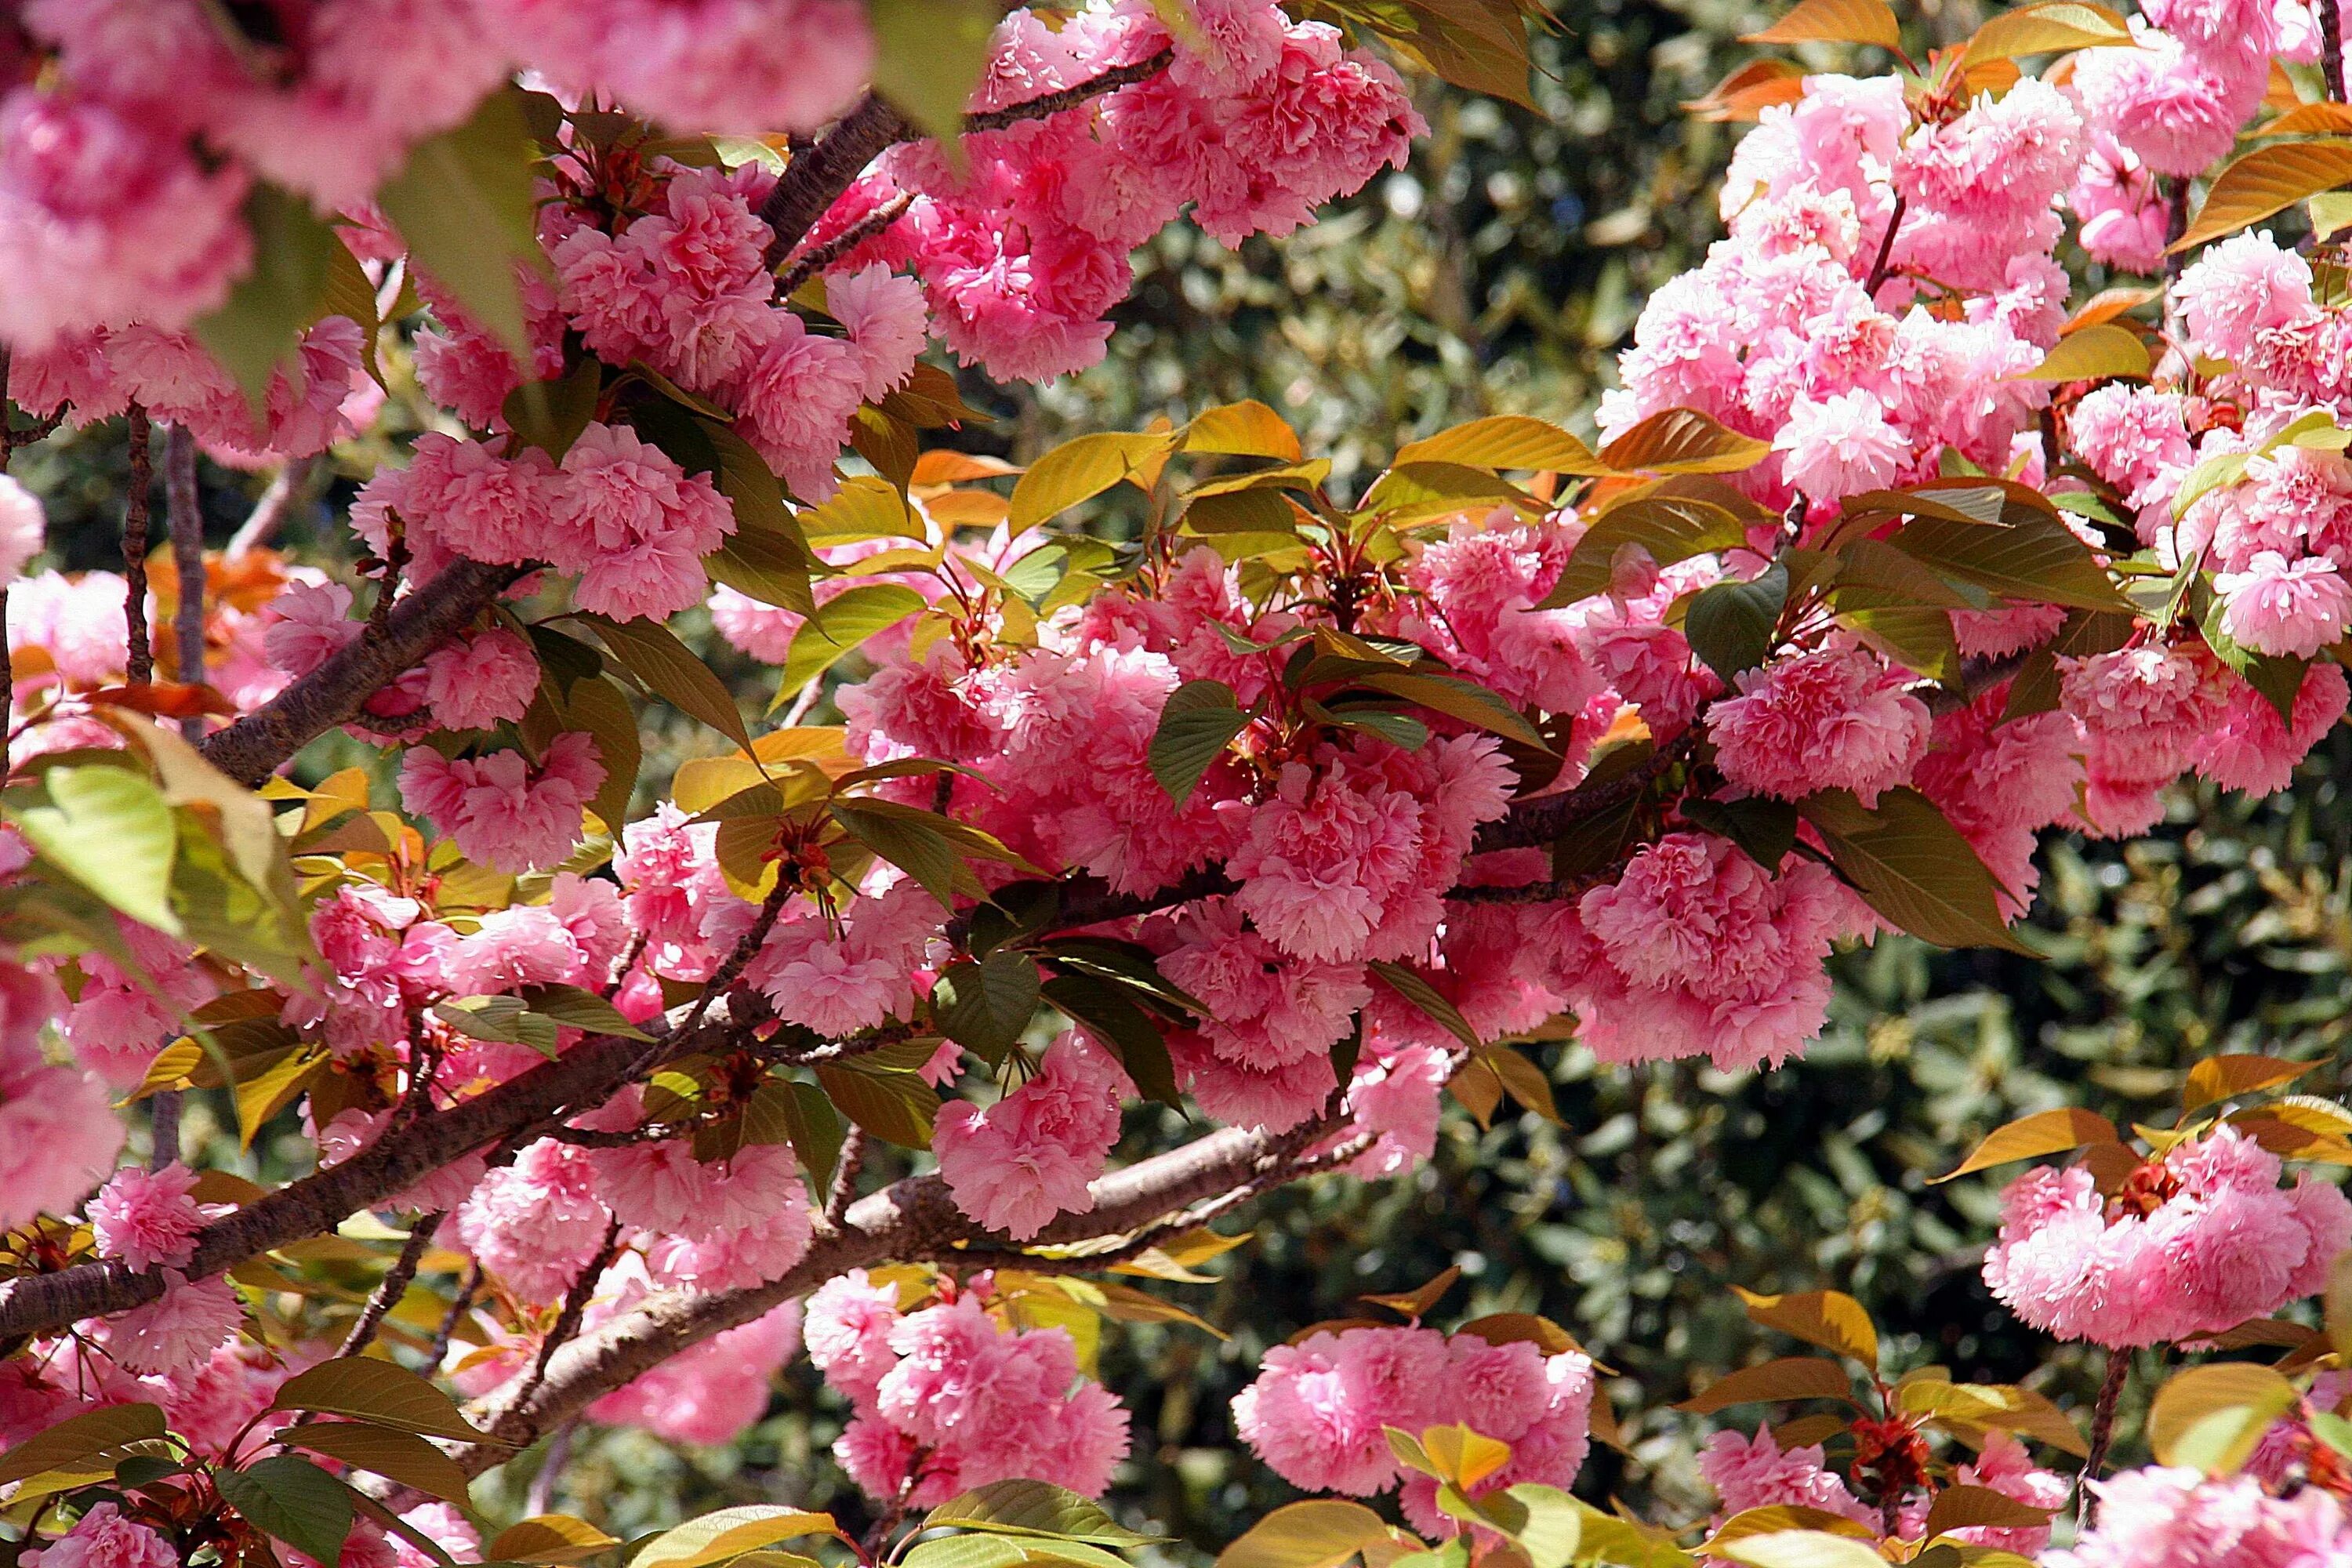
[
  {"x1": 1367, "y1": 960, "x2": 1480, "y2": 1049},
  {"x1": 1679, "y1": 797, "x2": 1799, "y2": 870},
  {"x1": 0, "y1": 1404, "x2": 167, "y2": 1488},
  {"x1": 2147, "y1": 1363, "x2": 2300, "y2": 1472},
  {"x1": 217, "y1": 1455, "x2": 356, "y2": 1568},
  {"x1": 901, "y1": 1539, "x2": 1128, "y2": 1568},
  {"x1": 777, "y1": 1078, "x2": 848, "y2": 1190},
  {"x1": 1597, "y1": 408, "x2": 1772, "y2": 474},
  {"x1": 1183, "y1": 401, "x2": 1303, "y2": 462},
  {"x1": 1886, "y1": 511, "x2": 2129, "y2": 612},
  {"x1": 271, "y1": 1356, "x2": 486, "y2": 1441},
  {"x1": 520, "y1": 982, "x2": 657, "y2": 1043},
  {"x1": 376, "y1": 87, "x2": 550, "y2": 360},
  {"x1": 560, "y1": 675, "x2": 641, "y2": 833},
  {"x1": 286, "y1": 1423, "x2": 473, "y2": 1504},
  {"x1": 829, "y1": 800, "x2": 966, "y2": 906},
  {"x1": 868, "y1": 0, "x2": 1003, "y2": 147},
  {"x1": 194, "y1": 186, "x2": 342, "y2": 417},
  {"x1": 581, "y1": 614, "x2": 751, "y2": 751},
  {"x1": 1493, "y1": 1486, "x2": 1583, "y2": 1568},
  {"x1": 1010, "y1": 433, "x2": 1174, "y2": 530},
  {"x1": 1538, "y1": 495, "x2": 1748, "y2": 608},
  {"x1": 814, "y1": 1062, "x2": 938, "y2": 1148},
  {"x1": 504, "y1": 360, "x2": 601, "y2": 463},
  {"x1": 631, "y1": 1507, "x2": 841, "y2": 1568},
  {"x1": 1393, "y1": 416, "x2": 1603, "y2": 474},
  {"x1": 775, "y1": 584, "x2": 927, "y2": 706},
  {"x1": 488, "y1": 1516, "x2": 624, "y2": 1566},
  {"x1": 1683, "y1": 563, "x2": 1789, "y2": 684},
  {"x1": 1149, "y1": 681, "x2": 1250, "y2": 806},
  {"x1": 1183, "y1": 488, "x2": 1302, "y2": 538},
  {"x1": 12, "y1": 765, "x2": 182, "y2": 935},
  {"x1": 1216, "y1": 1501, "x2": 1398, "y2": 1568},
  {"x1": 931, "y1": 952, "x2": 1042, "y2": 1062},
  {"x1": 434, "y1": 996, "x2": 563, "y2": 1058},
  {"x1": 701, "y1": 420, "x2": 816, "y2": 615},
  {"x1": 924, "y1": 1480, "x2": 1163, "y2": 1548},
  {"x1": 1040, "y1": 972, "x2": 1184, "y2": 1109},
  {"x1": 1798, "y1": 787, "x2": 2034, "y2": 954},
  {"x1": 1352, "y1": 670, "x2": 1546, "y2": 747}
]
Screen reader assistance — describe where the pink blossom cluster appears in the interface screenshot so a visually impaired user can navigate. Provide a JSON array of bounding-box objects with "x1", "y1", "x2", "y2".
[
  {"x1": 806, "y1": 1272, "x2": 1132, "y2": 1504},
  {"x1": 933, "y1": 1031, "x2": 1131, "y2": 1239},
  {"x1": 1982, "y1": 1123, "x2": 2352, "y2": 1348},
  {"x1": 1233, "y1": 1321, "x2": 1594, "y2": 1534},
  {"x1": 797, "y1": 0, "x2": 1422, "y2": 380},
  {"x1": 1700, "y1": 1426, "x2": 2067, "y2": 1556},
  {"x1": 2052, "y1": 1465, "x2": 2352, "y2": 1568}
]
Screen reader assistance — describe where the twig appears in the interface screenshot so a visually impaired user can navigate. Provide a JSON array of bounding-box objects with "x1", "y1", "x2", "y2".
[
  {"x1": 2325, "y1": 0, "x2": 2347, "y2": 102},
  {"x1": 510, "y1": 1218, "x2": 625, "y2": 1413},
  {"x1": 149, "y1": 1096, "x2": 181, "y2": 1174},
  {"x1": 760, "y1": 48, "x2": 1176, "y2": 275},
  {"x1": 826, "y1": 1128, "x2": 868, "y2": 1227},
  {"x1": 227, "y1": 456, "x2": 315, "y2": 559},
  {"x1": 1864, "y1": 195, "x2": 1906, "y2": 296},
  {"x1": 427, "y1": 1263, "x2": 482, "y2": 1370},
  {"x1": 336, "y1": 1214, "x2": 442, "y2": 1359},
  {"x1": 122, "y1": 406, "x2": 154, "y2": 686},
  {"x1": 525, "y1": 1421, "x2": 576, "y2": 1516},
  {"x1": 2076, "y1": 1348, "x2": 2132, "y2": 1529},
  {"x1": 776, "y1": 194, "x2": 912, "y2": 299},
  {"x1": 166, "y1": 424, "x2": 205, "y2": 738}
]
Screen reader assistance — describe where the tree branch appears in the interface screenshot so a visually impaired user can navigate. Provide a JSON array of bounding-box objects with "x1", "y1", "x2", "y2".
[
  {"x1": 196, "y1": 556, "x2": 523, "y2": 785},
  {"x1": 0, "y1": 996, "x2": 752, "y2": 1345},
  {"x1": 760, "y1": 48, "x2": 1178, "y2": 276},
  {"x1": 122, "y1": 407, "x2": 154, "y2": 687},
  {"x1": 166, "y1": 423, "x2": 205, "y2": 741}
]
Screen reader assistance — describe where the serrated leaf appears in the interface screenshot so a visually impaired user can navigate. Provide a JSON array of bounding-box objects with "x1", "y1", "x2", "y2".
[
  {"x1": 505, "y1": 360, "x2": 602, "y2": 463},
  {"x1": 1886, "y1": 512, "x2": 2128, "y2": 612},
  {"x1": 632, "y1": 1507, "x2": 841, "y2": 1568},
  {"x1": 0, "y1": 1404, "x2": 167, "y2": 1488},
  {"x1": 217, "y1": 1455, "x2": 355, "y2": 1568},
  {"x1": 814, "y1": 1062, "x2": 937, "y2": 1147},
  {"x1": 1149, "y1": 681, "x2": 1250, "y2": 806},
  {"x1": 489, "y1": 1516, "x2": 625, "y2": 1566},
  {"x1": 1675, "y1": 1357, "x2": 1860, "y2": 1414},
  {"x1": 194, "y1": 186, "x2": 341, "y2": 417},
  {"x1": 775, "y1": 584, "x2": 927, "y2": 706},
  {"x1": 1538, "y1": 495, "x2": 1748, "y2": 608},
  {"x1": 2183, "y1": 1054, "x2": 2314, "y2": 1111},
  {"x1": 1368, "y1": 960, "x2": 1480, "y2": 1048},
  {"x1": 1798, "y1": 787, "x2": 2035, "y2": 953},
  {"x1": 778, "y1": 1079, "x2": 848, "y2": 1190},
  {"x1": 1711, "y1": 1533, "x2": 1886, "y2": 1568},
  {"x1": 2174, "y1": 139, "x2": 2352, "y2": 252},
  {"x1": 1394, "y1": 416, "x2": 1603, "y2": 474},
  {"x1": 869, "y1": 0, "x2": 1001, "y2": 151},
  {"x1": 1740, "y1": 0, "x2": 1900, "y2": 47},
  {"x1": 1732, "y1": 1289, "x2": 1878, "y2": 1367},
  {"x1": 924, "y1": 1481, "x2": 1162, "y2": 1547},
  {"x1": 12, "y1": 765, "x2": 181, "y2": 935},
  {"x1": 1933, "y1": 1108, "x2": 2123, "y2": 1182},
  {"x1": 2147, "y1": 1363, "x2": 2299, "y2": 1472},
  {"x1": 2009, "y1": 322, "x2": 2151, "y2": 382},
  {"x1": 377, "y1": 87, "x2": 547, "y2": 359},
  {"x1": 581, "y1": 614, "x2": 750, "y2": 751},
  {"x1": 271, "y1": 1356, "x2": 485, "y2": 1441},
  {"x1": 1010, "y1": 433, "x2": 1174, "y2": 530},
  {"x1": 286, "y1": 1423, "x2": 472, "y2": 1504},
  {"x1": 1964, "y1": 0, "x2": 2132, "y2": 60},
  {"x1": 1185, "y1": 401, "x2": 1303, "y2": 462},
  {"x1": 931, "y1": 952, "x2": 1041, "y2": 1061},
  {"x1": 1598, "y1": 408, "x2": 1773, "y2": 474},
  {"x1": 1217, "y1": 1501, "x2": 1403, "y2": 1568},
  {"x1": 1684, "y1": 564, "x2": 1788, "y2": 683},
  {"x1": 1040, "y1": 973, "x2": 1183, "y2": 1109},
  {"x1": 520, "y1": 982, "x2": 656, "y2": 1043},
  {"x1": 1352, "y1": 670, "x2": 1545, "y2": 747},
  {"x1": 1893, "y1": 1380, "x2": 2087, "y2": 1456},
  {"x1": 1919, "y1": 1486, "x2": 2053, "y2": 1541}
]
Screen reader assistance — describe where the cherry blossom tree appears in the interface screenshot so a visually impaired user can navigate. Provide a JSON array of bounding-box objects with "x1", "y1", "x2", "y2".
[{"x1": 3, "y1": 0, "x2": 2352, "y2": 1566}]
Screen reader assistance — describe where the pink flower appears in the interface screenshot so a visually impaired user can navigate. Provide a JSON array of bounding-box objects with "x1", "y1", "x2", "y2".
[
  {"x1": 452, "y1": 1138, "x2": 614, "y2": 1304},
  {"x1": 20, "y1": 1504, "x2": 178, "y2": 1568},
  {"x1": 2053, "y1": 1465, "x2": 2347, "y2": 1568},
  {"x1": 733, "y1": 314, "x2": 866, "y2": 501},
  {"x1": 1698, "y1": 1425, "x2": 1875, "y2": 1528},
  {"x1": 2175, "y1": 232, "x2": 2320, "y2": 364},
  {"x1": 1232, "y1": 1324, "x2": 1449, "y2": 1494},
  {"x1": 1772, "y1": 390, "x2": 1905, "y2": 504},
  {"x1": 826, "y1": 263, "x2": 929, "y2": 402},
  {"x1": 550, "y1": 422, "x2": 735, "y2": 621},
  {"x1": 2216, "y1": 550, "x2": 2352, "y2": 656},
  {"x1": 397, "y1": 733, "x2": 604, "y2": 873},
  {"x1": 0, "y1": 1022, "x2": 125, "y2": 1232},
  {"x1": 86, "y1": 1163, "x2": 229, "y2": 1273},
  {"x1": 421, "y1": 628, "x2": 542, "y2": 731},
  {"x1": 0, "y1": 475, "x2": 45, "y2": 586},
  {"x1": 586, "y1": 1299, "x2": 804, "y2": 1446},
  {"x1": 104, "y1": 1271, "x2": 242, "y2": 1376},
  {"x1": 1709, "y1": 646, "x2": 1931, "y2": 806},
  {"x1": 807, "y1": 1270, "x2": 905, "y2": 1408},
  {"x1": 933, "y1": 1030, "x2": 1131, "y2": 1240}
]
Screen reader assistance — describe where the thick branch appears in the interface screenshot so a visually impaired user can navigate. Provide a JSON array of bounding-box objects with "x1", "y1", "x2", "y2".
[
  {"x1": 197, "y1": 556, "x2": 522, "y2": 785},
  {"x1": 166, "y1": 423, "x2": 205, "y2": 740},
  {"x1": 452, "y1": 1116, "x2": 1321, "y2": 1471},
  {"x1": 0, "y1": 997, "x2": 749, "y2": 1345}
]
